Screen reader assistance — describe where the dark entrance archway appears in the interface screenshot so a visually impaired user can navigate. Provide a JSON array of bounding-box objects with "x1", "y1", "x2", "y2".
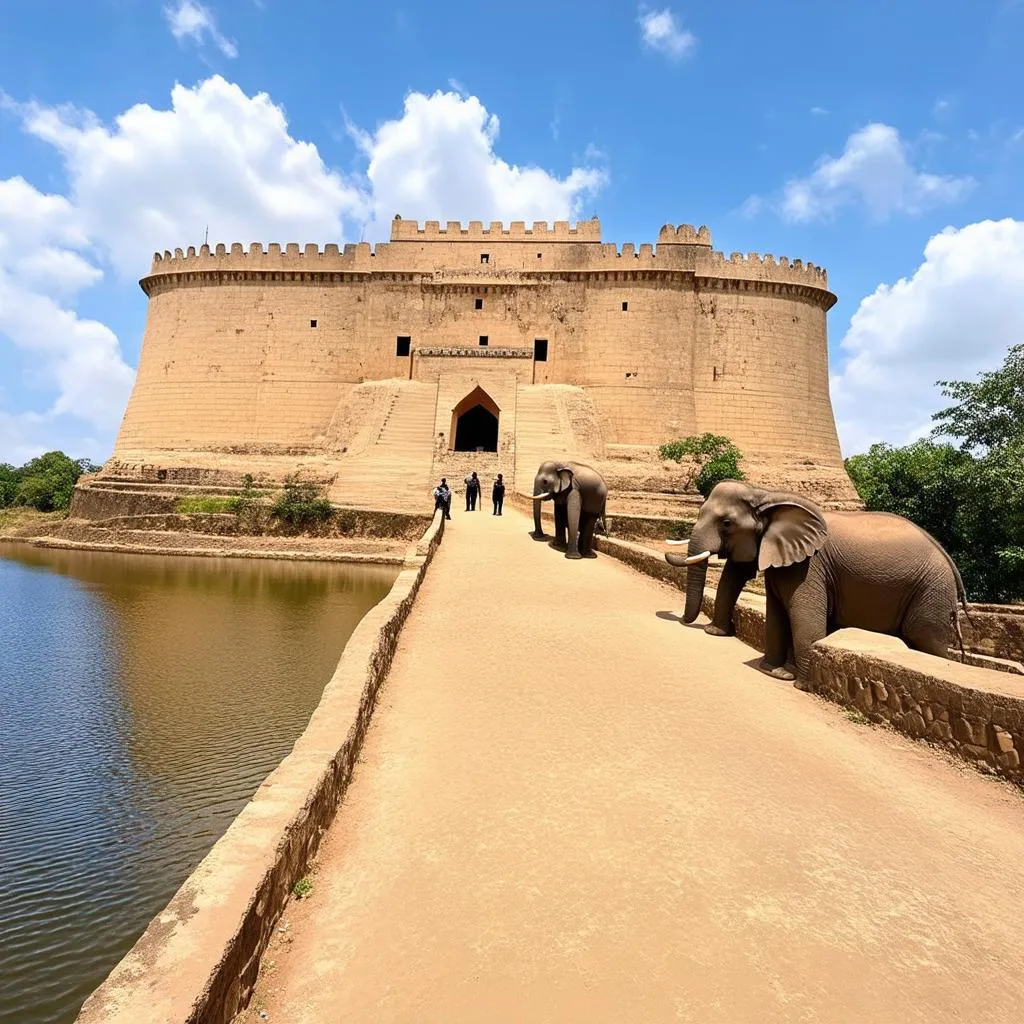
[{"x1": 450, "y1": 386, "x2": 500, "y2": 452}]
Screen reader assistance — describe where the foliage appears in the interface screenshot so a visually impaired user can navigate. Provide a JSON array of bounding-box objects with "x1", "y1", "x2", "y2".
[
  {"x1": 175, "y1": 496, "x2": 239, "y2": 514},
  {"x1": 0, "y1": 451, "x2": 99, "y2": 512},
  {"x1": 292, "y1": 877, "x2": 314, "y2": 899},
  {"x1": 659, "y1": 433, "x2": 745, "y2": 497},
  {"x1": 932, "y1": 342, "x2": 1024, "y2": 452},
  {"x1": 271, "y1": 476, "x2": 333, "y2": 530},
  {"x1": 845, "y1": 438, "x2": 1024, "y2": 604},
  {"x1": 229, "y1": 475, "x2": 266, "y2": 529}
]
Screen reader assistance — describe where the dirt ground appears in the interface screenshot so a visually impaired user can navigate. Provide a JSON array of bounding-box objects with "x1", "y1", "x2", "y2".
[{"x1": 238, "y1": 506, "x2": 1024, "y2": 1024}]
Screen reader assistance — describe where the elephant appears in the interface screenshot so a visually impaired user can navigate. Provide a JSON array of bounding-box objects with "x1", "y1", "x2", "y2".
[
  {"x1": 664, "y1": 480, "x2": 969, "y2": 684},
  {"x1": 530, "y1": 460, "x2": 608, "y2": 559}
]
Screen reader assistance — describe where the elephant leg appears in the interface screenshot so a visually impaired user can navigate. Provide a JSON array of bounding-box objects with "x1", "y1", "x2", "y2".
[
  {"x1": 564, "y1": 488, "x2": 583, "y2": 559},
  {"x1": 579, "y1": 514, "x2": 598, "y2": 558},
  {"x1": 901, "y1": 596, "x2": 954, "y2": 660},
  {"x1": 788, "y1": 589, "x2": 828, "y2": 689},
  {"x1": 759, "y1": 585, "x2": 795, "y2": 681},
  {"x1": 549, "y1": 503, "x2": 568, "y2": 551},
  {"x1": 706, "y1": 559, "x2": 757, "y2": 637}
]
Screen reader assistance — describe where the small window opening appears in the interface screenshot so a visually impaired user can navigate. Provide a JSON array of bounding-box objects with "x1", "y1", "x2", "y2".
[
  {"x1": 310, "y1": 319, "x2": 318, "y2": 328},
  {"x1": 396, "y1": 335, "x2": 411, "y2": 357},
  {"x1": 537, "y1": 252, "x2": 542, "y2": 259},
  {"x1": 474, "y1": 298, "x2": 483, "y2": 310},
  {"x1": 534, "y1": 338, "x2": 548, "y2": 362},
  {"x1": 479, "y1": 335, "x2": 489, "y2": 347},
  {"x1": 621, "y1": 301, "x2": 628, "y2": 312},
  {"x1": 480, "y1": 253, "x2": 489, "y2": 264}
]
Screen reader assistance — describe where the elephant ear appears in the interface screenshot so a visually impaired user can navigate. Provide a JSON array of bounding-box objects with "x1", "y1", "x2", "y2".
[
  {"x1": 554, "y1": 466, "x2": 574, "y2": 492},
  {"x1": 755, "y1": 492, "x2": 829, "y2": 571}
]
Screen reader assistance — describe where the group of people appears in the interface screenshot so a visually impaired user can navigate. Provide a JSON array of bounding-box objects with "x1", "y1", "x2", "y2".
[{"x1": 433, "y1": 471, "x2": 505, "y2": 520}]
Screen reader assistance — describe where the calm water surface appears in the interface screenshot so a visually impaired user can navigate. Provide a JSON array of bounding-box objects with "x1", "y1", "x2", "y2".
[{"x1": 0, "y1": 546, "x2": 397, "y2": 1024}]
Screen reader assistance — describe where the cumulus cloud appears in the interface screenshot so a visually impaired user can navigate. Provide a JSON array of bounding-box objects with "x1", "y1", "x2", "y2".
[
  {"x1": 349, "y1": 90, "x2": 607, "y2": 236},
  {"x1": 638, "y1": 6, "x2": 696, "y2": 60},
  {"x1": 831, "y1": 219, "x2": 1024, "y2": 455},
  {"x1": 780, "y1": 123, "x2": 973, "y2": 222},
  {"x1": 1, "y1": 79, "x2": 608, "y2": 461},
  {"x1": 164, "y1": 1, "x2": 237, "y2": 58}
]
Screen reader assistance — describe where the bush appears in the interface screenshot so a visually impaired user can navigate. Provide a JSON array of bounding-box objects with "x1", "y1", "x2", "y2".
[
  {"x1": 10, "y1": 452, "x2": 98, "y2": 512},
  {"x1": 659, "y1": 433, "x2": 745, "y2": 497},
  {"x1": 271, "y1": 476, "x2": 333, "y2": 530}
]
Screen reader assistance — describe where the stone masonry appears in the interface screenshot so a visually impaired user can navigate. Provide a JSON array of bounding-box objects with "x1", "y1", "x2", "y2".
[{"x1": 99, "y1": 217, "x2": 859, "y2": 512}]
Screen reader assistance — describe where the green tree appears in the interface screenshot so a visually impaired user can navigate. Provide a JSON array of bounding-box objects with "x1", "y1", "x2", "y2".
[
  {"x1": 931, "y1": 342, "x2": 1024, "y2": 451},
  {"x1": 845, "y1": 439, "x2": 1024, "y2": 603},
  {"x1": 15, "y1": 451, "x2": 88, "y2": 512},
  {"x1": 271, "y1": 476, "x2": 333, "y2": 530},
  {"x1": 0, "y1": 463, "x2": 21, "y2": 508},
  {"x1": 659, "y1": 433, "x2": 745, "y2": 497}
]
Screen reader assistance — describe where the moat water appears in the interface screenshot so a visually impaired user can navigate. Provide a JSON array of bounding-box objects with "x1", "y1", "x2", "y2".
[{"x1": 0, "y1": 546, "x2": 398, "y2": 1024}]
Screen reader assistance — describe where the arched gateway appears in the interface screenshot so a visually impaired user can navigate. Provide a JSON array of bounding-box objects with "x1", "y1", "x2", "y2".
[{"x1": 450, "y1": 386, "x2": 499, "y2": 452}]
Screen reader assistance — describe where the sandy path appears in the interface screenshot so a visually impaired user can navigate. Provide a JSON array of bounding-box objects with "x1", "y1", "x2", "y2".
[{"x1": 247, "y1": 507, "x2": 1024, "y2": 1023}]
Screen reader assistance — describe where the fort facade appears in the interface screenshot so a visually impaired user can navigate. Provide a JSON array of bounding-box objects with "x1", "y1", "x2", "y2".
[{"x1": 102, "y1": 217, "x2": 858, "y2": 512}]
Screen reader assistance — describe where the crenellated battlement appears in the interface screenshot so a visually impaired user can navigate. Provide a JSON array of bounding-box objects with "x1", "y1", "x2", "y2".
[
  {"x1": 143, "y1": 224, "x2": 828, "y2": 292},
  {"x1": 148, "y1": 241, "x2": 375, "y2": 275},
  {"x1": 388, "y1": 216, "x2": 603, "y2": 242},
  {"x1": 657, "y1": 223, "x2": 712, "y2": 246}
]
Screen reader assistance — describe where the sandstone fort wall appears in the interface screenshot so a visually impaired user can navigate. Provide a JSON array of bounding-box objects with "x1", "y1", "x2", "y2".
[{"x1": 114, "y1": 218, "x2": 844, "y2": 484}]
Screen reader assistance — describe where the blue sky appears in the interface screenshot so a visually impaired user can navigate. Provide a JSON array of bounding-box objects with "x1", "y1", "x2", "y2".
[{"x1": 1, "y1": 0, "x2": 1023, "y2": 464}]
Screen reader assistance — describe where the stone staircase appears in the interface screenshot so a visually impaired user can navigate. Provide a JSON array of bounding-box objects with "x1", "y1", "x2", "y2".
[
  {"x1": 329, "y1": 381, "x2": 439, "y2": 510},
  {"x1": 513, "y1": 385, "x2": 590, "y2": 494}
]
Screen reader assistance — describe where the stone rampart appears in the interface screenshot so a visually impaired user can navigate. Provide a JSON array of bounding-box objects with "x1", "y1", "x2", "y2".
[{"x1": 75, "y1": 510, "x2": 446, "y2": 1024}]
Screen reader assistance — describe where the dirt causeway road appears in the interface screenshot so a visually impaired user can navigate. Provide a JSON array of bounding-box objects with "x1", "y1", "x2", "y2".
[{"x1": 244, "y1": 507, "x2": 1024, "y2": 1024}]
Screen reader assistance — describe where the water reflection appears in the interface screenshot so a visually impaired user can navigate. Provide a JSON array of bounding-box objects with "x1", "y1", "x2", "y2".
[{"x1": 0, "y1": 547, "x2": 397, "y2": 1024}]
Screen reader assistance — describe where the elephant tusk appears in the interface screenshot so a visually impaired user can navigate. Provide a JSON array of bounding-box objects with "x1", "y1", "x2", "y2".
[
  {"x1": 683, "y1": 550, "x2": 712, "y2": 565},
  {"x1": 532, "y1": 492, "x2": 552, "y2": 500},
  {"x1": 665, "y1": 538, "x2": 688, "y2": 545}
]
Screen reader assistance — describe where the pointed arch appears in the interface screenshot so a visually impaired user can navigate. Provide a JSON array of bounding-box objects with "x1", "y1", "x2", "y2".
[{"x1": 450, "y1": 385, "x2": 500, "y2": 452}]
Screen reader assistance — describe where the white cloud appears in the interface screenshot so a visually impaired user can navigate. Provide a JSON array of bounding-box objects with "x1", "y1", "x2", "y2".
[
  {"x1": 638, "y1": 6, "x2": 696, "y2": 60},
  {"x1": 17, "y1": 76, "x2": 367, "y2": 276},
  {"x1": 831, "y1": 219, "x2": 1024, "y2": 455},
  {"x1": 164, "y1": 1, "x2": 237, "y2": 58},
  {"x1": 350, "y1": 90, "x2": 607, "y2": 237},
  {"x1": 779, "y1": 124, "x2": 972, "y2": 222},
  {"x1": 810, "y1": 106, "x2": 829, "y2": 116},
  {"x1": 1, "y1": 79, "x2": 608, "y2": 461}
]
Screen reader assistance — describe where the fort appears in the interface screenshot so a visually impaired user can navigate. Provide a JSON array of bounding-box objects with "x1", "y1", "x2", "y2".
[{"x1": 90, "y1": 216, "x2": 860, "y2": 516}]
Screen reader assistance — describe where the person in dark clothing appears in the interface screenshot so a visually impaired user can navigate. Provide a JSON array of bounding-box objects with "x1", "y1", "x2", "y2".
[
  {"x1": 433, "y1": 478, "x2": 452, "y2": 520},
  {"x1": 492, "y1": 472, "x2": 505, "y2": 515},
  {"x1": 464, "y1": 471, "x2": 481, "y2": 511}
]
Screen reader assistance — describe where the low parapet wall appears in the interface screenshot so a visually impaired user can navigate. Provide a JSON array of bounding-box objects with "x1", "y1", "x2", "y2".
[
  {"x1": 594, "y1": 534, "x2": 1024, "y2": 786},
  {"x1": 76, "y1": 511, "x2": 446, "y2": 1024}
]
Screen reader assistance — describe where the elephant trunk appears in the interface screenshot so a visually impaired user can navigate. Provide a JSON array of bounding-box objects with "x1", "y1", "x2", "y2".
[
  {"x1": 665, "y1": 523, "x2": 717, "y2": 624},
  {"x1": 682, "y1": 557, "x2": 709, "y2": 623},
  {"x1": 533, "y1": 497, "x2": 543, "y2": 537}
]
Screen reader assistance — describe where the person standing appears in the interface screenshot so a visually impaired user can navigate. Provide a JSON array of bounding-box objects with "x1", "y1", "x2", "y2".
[
  {"x1": 433, "y1": 478, "x2": 452, "y2": 520},
  {"x1": 492, "y1": 472, "x2": 505, "y2": 515},
  {"x1": 464, "y1": 471, "x2": 481, "y2": 511}
]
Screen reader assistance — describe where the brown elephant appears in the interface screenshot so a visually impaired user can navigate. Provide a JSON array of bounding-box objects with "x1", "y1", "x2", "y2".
[
  {"x1": 664, "y1": 480, "x2": 969, "y2": 684},
  {"x1": 530, "y1": 459, "x2": 608, "y2": 559}
]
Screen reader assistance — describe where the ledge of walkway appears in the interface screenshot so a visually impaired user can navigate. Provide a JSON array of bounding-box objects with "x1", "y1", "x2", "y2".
[
  {"x1": 594, "y1": 532, "x2": 1024, "y2": 786},
  {"x1": 75, "y1": 510, "x2": 447, "y2": 1024}
]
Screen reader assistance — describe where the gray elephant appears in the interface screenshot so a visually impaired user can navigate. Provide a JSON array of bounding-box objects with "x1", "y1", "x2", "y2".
[
  {"x1": 530, "y1": 460, "x2": 608, "y2": 559},
  {"x1": 664, "y1": 480, "x2": 969, "y2": 684}
]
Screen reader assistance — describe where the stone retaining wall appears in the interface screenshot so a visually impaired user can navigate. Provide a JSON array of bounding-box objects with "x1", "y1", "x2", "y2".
[
  {"x1": 76, "y1": 511, "x2": 447, "y2": 1024},
  {"x1": 594, "y1": 533, "x2": 1024, "y2": 787}
]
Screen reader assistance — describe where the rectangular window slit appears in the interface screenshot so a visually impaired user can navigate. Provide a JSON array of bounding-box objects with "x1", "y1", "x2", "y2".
[
  {"x1": 479, "y1": 335, "x2": 488, "y2": 347},
  {"x1": 310, "y1": 319, "x2": 318, "y2": 327},
  {"x1": 474, "y1": 298, "x2": 483, "y2": 310},
  {"x1": 534, "y1": 338, "x2": 548, "y2": 362},
  {"x1": 480, "y1": 253, "x2": 489, "y2": 264},
  {"x1": 621, "y1": 301, "x2": 628, "y2": 312},
  {"x1": 396, "y1": 335, "x2": 411, "y2": 357}
]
